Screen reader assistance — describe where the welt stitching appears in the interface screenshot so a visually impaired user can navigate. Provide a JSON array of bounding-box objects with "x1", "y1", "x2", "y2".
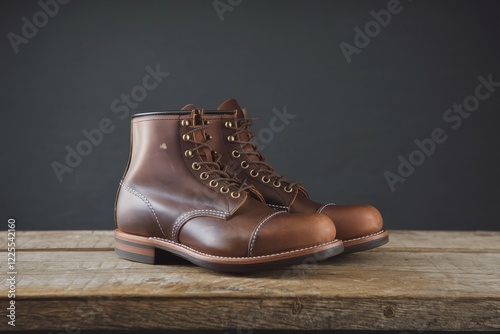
[
  {"x1": 150, "y1": 236, "x2": 340, "y2": 259},
  {"x1": 344, "y1": 230, "x2": 385, "y2": 242},
  {"x1": 248, "y1": 211, "x2": 286, "y2": 257},
  {"x1": 120, "y1": 182, "x2": 167, "y2": 238}
]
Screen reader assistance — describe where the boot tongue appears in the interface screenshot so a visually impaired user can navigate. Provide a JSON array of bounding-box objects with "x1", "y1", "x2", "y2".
[
  {"x1": 217, "y1": 98, "x2": 246, "y2": 119},
  {"x1": 188, "y1": 109, "x2": 214, "y2": 163}
]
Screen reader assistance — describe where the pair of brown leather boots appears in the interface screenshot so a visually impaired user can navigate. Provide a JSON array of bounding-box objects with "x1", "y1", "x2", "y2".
[{"x1": 114, "y1": 98, "x2": 388, "y2": 272}]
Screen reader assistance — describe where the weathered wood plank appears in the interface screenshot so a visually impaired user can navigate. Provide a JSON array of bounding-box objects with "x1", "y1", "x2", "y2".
[
  {"x1": 1, "y1": 230, "x2": 500, "y2": 252},
  {"x1": 0, "y1": 230, "x2": 499, "y2": 331},
  {"x1": 0, "y1": 230, "x2": 113, "y2": 251},
  {"x1": 10, "y1": 297, "x2": 500, "y2": 331},
  {"x1": 6, "y1": 251, "x2": 500, "y2": 299},
  {"x1": 380, "y1": 230, "x2": 500, "y2": 253}
]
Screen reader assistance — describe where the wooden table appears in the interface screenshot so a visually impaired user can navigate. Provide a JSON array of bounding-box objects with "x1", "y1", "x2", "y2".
[{"x1": 1, "y1": 230, "x2": 499, "y2": 331}]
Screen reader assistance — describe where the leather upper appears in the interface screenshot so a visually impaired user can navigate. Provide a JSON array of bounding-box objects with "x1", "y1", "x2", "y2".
[
  {"x1": 204, "y1": 99, "x2": 384, "y2": 241},
  {"x1": 114, "y1": 108, "x2": 338, "y2": 257}
]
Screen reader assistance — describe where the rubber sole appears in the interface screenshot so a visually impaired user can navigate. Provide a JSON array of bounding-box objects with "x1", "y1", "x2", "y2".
[
  {"x1": 114, "y1": 229, "x2": 344, "y2": 273},
  {"x1": 342, "y1": 230, "x2": 389, "y2": 254}
]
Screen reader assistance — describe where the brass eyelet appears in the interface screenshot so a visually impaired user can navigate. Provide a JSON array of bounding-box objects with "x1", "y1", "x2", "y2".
[
  {"x1": 209, "y1": 180, "x2": 218, "y2": 187},
  {"x1": 232, "y1": 150, "x2": 240, "y2": 158},
  {"x1": 273, "y1": 181, "x2": 282, "y2": 188},
  {"x1": 225, "y1": 121, "x2": 233, "y2": 128},
  {"x1": 250, "y1": 169, "x2": 259, "y2": 177},
  {"x1": 220, "y1": 186, "x2": 229, "y2": 194},
  {"x1": 185, "y1": 150, "x2": 193, "y2": 158},
  {"x1": 206, "y1": 134, "x2": 212, "y2": 140},
  {"x1": 200, "y1": 172, "x2": 209, "y2": 180},
  {"x1": 205, "y1": 120, "x2": 210, "y2": 125},
  {"x1": 231, "y1": 192, "x2": 241, "y2": 199},
  {"x1": 241, "y1": 161, "x2": 249, "y2": 169},
  {"x1": 227, "y1": 135, "x2": 235, "y2": 142},
  {"x1": 192, "y1": 162, "x2": 201, "y2": 170},
  {"x1": 262, "y1": 176, "x2": 270, "y2": 183},
  {"x1": 182, "y1": 134, "x2": 191, "y2": 141},
  {"x1": 181, "y1": 119, "x2": 190, "y2": 127},
  {"x1": 284, "y1": 186, "x2": 293, "y2": 193}
]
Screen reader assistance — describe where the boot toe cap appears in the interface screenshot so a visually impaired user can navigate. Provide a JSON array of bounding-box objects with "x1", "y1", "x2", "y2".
[
  {"x1": 322, "y1": 204, "x2": 383, "y2": 241},
  {"x1": 250, "y1": 212, "x2": 337, "y2": 257}
]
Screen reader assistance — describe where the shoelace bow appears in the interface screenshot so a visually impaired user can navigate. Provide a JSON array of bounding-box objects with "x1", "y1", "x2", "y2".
[
  {"x1": 230, "y1": 118, "x2": 299, "y2": 192},
  {"x1": 185, "y1": 122, "x2": 252, "y2": 196}
]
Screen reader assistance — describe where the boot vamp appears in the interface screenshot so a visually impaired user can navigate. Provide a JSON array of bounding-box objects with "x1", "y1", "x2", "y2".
[
  {"x1": 178, "y1": 197, "x2": 336, "y2": 258},
  {"x1": 291, "y1": 195, "x2": 383, "y2": 241}
]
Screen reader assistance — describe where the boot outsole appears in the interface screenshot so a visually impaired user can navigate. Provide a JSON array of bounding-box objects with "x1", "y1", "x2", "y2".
[
  {"x1": 114, "y1": 229, "x2": 344, "y2": 273},
  {"x1": 342, "y1": 230, "x2": 389, "y2": 254}
]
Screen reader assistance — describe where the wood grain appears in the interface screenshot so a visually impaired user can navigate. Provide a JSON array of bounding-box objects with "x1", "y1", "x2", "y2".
[
  {"x1": 0, "y1": 230, "x2": 499, "y2": 331},
  {"x1": 2, "y1": 230, "x2": 500, "y2": 252}
]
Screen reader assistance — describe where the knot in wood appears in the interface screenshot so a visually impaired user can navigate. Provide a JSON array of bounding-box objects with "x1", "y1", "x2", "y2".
[
  {"x1": 383, "y1": 306, "x2": 395, "y2": 318},
  {"x1": 292, "y1": 300, "x2": 302, "y2": 314}
]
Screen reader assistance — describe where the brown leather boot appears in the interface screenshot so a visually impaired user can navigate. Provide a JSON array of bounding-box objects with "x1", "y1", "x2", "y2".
[
  {"x1": 114, "y1": 106, "x2": 343, "y2": 272},
  {"x1": 204, "y1": 99, "x2": 388, "y2": 253}
]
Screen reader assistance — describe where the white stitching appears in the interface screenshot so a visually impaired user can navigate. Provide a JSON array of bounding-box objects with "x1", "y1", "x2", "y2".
[
  {"x1": 317, "y1": 203, "x2": 336, "y2": 213},
  {"x1": 149, "y1": 236, "x2": 341, "y2": 259},
  {"x1": 248, "y1": 211, "x2": 286, "y2": 257},
  {"x1": 267, "y1": 204, "x2": 288, "y2": 210},
  {"x1": 343, "y1": 230, "x2": 386, "y2": 243},
  {"x1": 120, "y1": 182, "x2": 167, "y2": 238},
  {"x1": 172, "y1": 209, "x2": 228, "y2": 242}
]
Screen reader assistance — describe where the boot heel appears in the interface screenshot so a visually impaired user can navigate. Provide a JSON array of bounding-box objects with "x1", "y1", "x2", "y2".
[{"x1": 114, "y1": 230, "x2": 157, "y2": 264}]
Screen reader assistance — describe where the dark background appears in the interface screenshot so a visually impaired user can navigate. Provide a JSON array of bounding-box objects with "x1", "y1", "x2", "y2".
[{"x1": 1, "y1": 0, "x2": 500, "y2": 231}]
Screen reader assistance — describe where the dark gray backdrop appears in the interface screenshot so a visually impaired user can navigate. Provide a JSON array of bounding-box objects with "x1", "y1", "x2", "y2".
[{"x1": 1, "y1": 0, "x2": 499, "y2": 231}]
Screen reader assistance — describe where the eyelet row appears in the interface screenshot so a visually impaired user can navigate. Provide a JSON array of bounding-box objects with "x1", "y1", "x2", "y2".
[
  {"x1": 239, "y1": 160, "x2": 293, "y2": 191},
  {"x1": 195, "y1": 165, "x2": 242, "y2": 198}
]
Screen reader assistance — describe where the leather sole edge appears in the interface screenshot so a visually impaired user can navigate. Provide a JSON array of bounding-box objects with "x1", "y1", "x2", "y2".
[
  {"x1": 114, "y1": 229, "x2": 344, "y2": 273},
  {"x1": 342, "y1": 230, "x2": 389, "y2": 254}
]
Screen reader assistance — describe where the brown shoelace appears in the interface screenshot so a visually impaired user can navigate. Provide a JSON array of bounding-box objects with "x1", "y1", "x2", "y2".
[
  {"x1": 229, "y1": 118, "x2": 299, "y2": 192},
  {"x1": 184, "y1": 121, "x2": 252, "y2": 198}
]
